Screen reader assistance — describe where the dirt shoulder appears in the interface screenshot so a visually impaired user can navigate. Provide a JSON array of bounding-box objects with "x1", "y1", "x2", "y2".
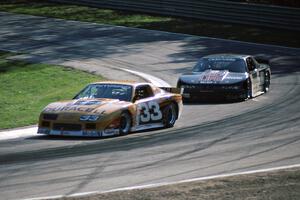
[{"x1": 59, "y1": 167, "x2": 300, "y2": 200}]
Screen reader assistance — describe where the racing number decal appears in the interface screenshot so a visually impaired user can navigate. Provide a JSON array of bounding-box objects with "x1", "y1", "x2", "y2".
[
  {"x1": 138, "y1": 101, "x2": 162, "y2": 123},
  {"x1": 139, "y1": 103, "x2": 150, "y2": 122},
  {"x1": 148, "y1": 101, "x2": 162, "y2": 121}
]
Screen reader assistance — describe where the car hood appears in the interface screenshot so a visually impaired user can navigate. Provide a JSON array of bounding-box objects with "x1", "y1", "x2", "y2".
[
  {"x1": 42, "y1": 98, "x2": 131, "y2": 115},
  {"x1": 179, "y1": 70, "x2": 248, "y2": 84}
]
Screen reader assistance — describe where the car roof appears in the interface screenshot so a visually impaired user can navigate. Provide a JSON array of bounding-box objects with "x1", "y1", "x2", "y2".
[
  {"x1": 91, "y1": 80, "x2": 152, "y2": 87},
  {"x1": 202, "y1": 54, "x2": 250, "y2": 60}
]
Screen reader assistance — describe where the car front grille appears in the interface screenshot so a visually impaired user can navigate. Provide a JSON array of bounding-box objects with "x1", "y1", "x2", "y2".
[
  {"x1": 53, "y1": 123, "x2": 82, "y2": 131},
  {"x1": 43, "y1": 114, "x2": 58, "y2": 120},
  {"x1": 41, "y1": 121, "x2": 50, "y2": 127},
  {"x1": 86, "y1": 123, "x2": 96, "y2": 130},
  {"x1": 181, "y1": 83, "x2": 243, "y2": 90},
  {"x1": 182, "y1": 84, "x2": 223, "y2": 90}
]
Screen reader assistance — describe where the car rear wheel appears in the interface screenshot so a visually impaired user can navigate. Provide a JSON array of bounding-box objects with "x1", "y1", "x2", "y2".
[
  {"x1": 264, "y1": 72, "x2": 270, "y2": 93},
  {"x1": 163, "y1": 103, "x2": 177, "y2": 128},
  {"x1": 119, "y1": 112, "x2": 131, "y2": 135}
]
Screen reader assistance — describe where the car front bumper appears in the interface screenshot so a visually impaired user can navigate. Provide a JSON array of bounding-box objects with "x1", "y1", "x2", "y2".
[{"x1": 37, "y1": 127, "x2": 119, "y2": 137}]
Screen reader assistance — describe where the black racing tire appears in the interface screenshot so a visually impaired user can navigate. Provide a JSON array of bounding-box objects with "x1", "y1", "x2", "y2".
[
  {"x1": 263, "y1": 72, "x2": 270, "y2": 93},
  {"x1": 119, "y1": 112, "x2": 132, "y2": 136},
  {"x1": 246, "y1": 78, "x2": 253, "y2": 100},
  {"x1": 163, "y1": 103, "x2": 177, "y2": 128}
]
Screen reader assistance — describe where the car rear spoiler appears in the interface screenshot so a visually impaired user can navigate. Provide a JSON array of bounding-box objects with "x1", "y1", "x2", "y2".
[{"x1": 160, "y1": 87, "x2": 182, "y2": 94}]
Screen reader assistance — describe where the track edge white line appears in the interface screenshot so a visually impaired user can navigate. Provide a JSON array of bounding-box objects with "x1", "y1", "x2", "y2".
[{"x1": 21, "y1": 163, "x2": 300, "y2": 200}]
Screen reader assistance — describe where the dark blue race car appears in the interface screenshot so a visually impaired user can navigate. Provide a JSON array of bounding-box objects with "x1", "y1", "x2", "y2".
[{"x1": 177, "y1": 54, "x2": 271, "y2": 101}]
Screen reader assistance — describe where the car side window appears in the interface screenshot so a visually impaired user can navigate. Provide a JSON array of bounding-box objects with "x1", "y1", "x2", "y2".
[
  {"x1": 246, "y1": 57, "x2": 256, "y2": 71},
  {"x1": 134, "y1": 85, "x2": 154, "y2": 101}
]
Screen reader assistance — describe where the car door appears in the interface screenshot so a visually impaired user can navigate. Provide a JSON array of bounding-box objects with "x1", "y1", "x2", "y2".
[
  {"x1": 246, "y1": 57, "x2": 261, "y2": 95},
  {"x1": 133, "y1": 84, "x2": 163, "y2": 126},
  {"x1": 256, "y1": 62, "x2": 267, "y2": 91}
]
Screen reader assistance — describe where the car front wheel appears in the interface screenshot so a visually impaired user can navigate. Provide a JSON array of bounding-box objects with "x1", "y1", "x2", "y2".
[{"x1": 119, "y1": 112, "x2": 132, "y2": 135}]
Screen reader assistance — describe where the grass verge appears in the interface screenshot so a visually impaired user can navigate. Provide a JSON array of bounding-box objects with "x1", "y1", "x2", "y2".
[
  {"x1": 59, "y1": 168, "x2": 300, "y2": 200},
  {"x1": 0, "y1": 51, "x2": 102, "y2": 129},
  {"x1": 0, "y1": 0, "x2": 299, "y2": 48}
]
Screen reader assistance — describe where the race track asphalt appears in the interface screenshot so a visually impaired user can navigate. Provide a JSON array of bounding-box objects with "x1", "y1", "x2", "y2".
[{"x1": 0, "y1": 12, "x2": 300, "y2": 200}]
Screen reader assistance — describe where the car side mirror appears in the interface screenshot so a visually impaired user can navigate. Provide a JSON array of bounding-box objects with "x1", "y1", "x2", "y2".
[
  {"x1": 133, "y1": 95, "x2": 141, "y2": 102},
  {"x1": 249, "y1": 65, "x2": 256, "y2": 72},
  {"x1": 133, "y1": 96, "x2": 137, "y2": 102}
]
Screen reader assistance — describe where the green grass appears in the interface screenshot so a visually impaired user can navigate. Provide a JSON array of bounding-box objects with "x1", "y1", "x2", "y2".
[
  {"x1": 0, "y1": 0, "x2": 299, "y2": 47},
  {"x1": 0, "y1": 51, "x2": 103, "y2": 129},
  {"x1": 0, "y1": 1, "x2": 172, "y2": 27}
]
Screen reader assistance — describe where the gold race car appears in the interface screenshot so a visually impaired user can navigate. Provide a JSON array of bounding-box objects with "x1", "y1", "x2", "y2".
[{"x1": 38, "y1": 81, "x2": 182, "y2": 137}]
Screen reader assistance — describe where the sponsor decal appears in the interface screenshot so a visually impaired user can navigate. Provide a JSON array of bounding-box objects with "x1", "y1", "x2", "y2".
[
  {"x1": 44, "y1": 103, "x2": 107, "y2": 114},
  {"x1": 74, "y1": 100, "x2": 102, "y2": 106},
  {"x1": 37, "y1": 128, "x2": 50, "y2": 134},
  {"x1": 61, "y1": 130, "x2": 71, "y2": 135},
  {"x1": 199, "y1": 70, "x2": 228, "y2": 83},
  {"x1": 225, "y1": 76, "x2": 244, "y2": 80},
  {"x1": 208, "y1": 58, "x2": 237, "y2": 61},
  {"x1": 83, "y1": 130, "x2": 100, "y2": 136},
  {"x1": 102, "y1": 129, "x2": 119, "y2": 136},
  {"x1": 44, "y1": 106, "x2": 96, "y2": 113}
]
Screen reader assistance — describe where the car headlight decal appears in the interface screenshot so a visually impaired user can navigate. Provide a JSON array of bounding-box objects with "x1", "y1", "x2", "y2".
[{"x1": 80, "y1": 115, "x2": 100, "y2": 121}]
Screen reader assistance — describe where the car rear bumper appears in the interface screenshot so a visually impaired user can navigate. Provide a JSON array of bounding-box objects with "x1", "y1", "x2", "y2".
[{"x1": 182, "y1": 88, "x2": 247, "y2": 101}]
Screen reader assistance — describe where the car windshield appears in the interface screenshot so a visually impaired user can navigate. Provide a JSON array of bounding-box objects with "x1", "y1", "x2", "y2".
[
  {"x1": 74, "y1": 84, "x2": 133, "y2": 102},
  {"x1": 193, "y1": 58, "x2": 246, "y2": 73}
]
